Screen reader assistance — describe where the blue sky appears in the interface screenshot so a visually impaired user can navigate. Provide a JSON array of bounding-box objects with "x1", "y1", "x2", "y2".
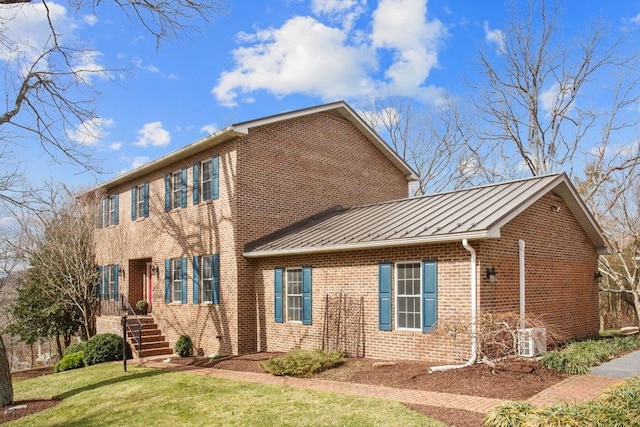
[{"x1": 3, "y1": 0, "x2": 640, "y2": 189}]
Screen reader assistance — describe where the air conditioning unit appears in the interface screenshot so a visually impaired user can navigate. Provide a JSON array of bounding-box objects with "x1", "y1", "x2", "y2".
[{"x1": 518, "y1": 328, "x2": 547, "y2": 357}]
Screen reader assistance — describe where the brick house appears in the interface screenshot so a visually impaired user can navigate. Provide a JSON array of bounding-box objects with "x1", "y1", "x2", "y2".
[{"x1": 92, "y1": 101, "x2": 608, "y2": 363}]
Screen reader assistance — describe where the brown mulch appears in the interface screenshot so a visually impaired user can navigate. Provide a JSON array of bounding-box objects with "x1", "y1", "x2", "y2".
[{"x1": 1, "y1": 354, "x2": 568, "y2": 427}]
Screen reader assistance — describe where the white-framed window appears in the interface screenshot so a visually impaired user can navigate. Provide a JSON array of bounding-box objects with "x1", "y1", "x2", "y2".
[
  {"x1": 108, "y1": 265, "x2": 117, "y2": 300},
  {"x1": 172, "y1": 171, "x2": 182, "y2": 210},
  {"x1": 286, "y1": 268, "x2": 303, "y2": 322},
  {"x1": 201, "y1": 159, "x2": 213, "y2": 201},
  {"x1": 202, "y1": 255, "x2": 214, "y2": 303},
  {"x1": 99, "y1": 193, "x2": 119, "y2": 228},
  {"x1": 396, "y1": 262, "x2": 422, "y2": 330},
  {"x1": 136, "y1": 184, "x2": 145, "y2": 216},
  {"x1": 172, "y1": 258, "x2": 183, "y2": 303}
]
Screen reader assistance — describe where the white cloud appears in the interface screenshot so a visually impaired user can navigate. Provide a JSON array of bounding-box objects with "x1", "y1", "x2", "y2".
[
  {"x1": 539, "y1": 81, "x2": 575, "y2": 116},
  {"x1": 109, "y1": 142, "x2": 122, "y2": 150},
  {"x1": 311, "y1": 0, "x2": 366, "y2": 31},
  {"x1": 200, "y1": 124, "x2": 219, "y2": 134},
  {"x1": 84, "y1": 14, "x2": 98, "y2": 26},
  {"x1": 134, "y1": 122, "x2": 171, "y2": 147},
  {"x1": 631, "y1": 13, "x2": 640, "y2": 25},
  {"x1": 132, "y1": 156, "x2": 150, "y2": 168},
  {"x1": 213, "y1": 0, "x2": 446, "y2": 107},
  {"x1": 0, "y1": 2, "x2": 105, "y2": 81},
  {"x1": 483, "y1": 21, "x2": 505, "y2": 53},
  {"x1": 67, "y1": 117, "x2": 114, "y2": 146}
]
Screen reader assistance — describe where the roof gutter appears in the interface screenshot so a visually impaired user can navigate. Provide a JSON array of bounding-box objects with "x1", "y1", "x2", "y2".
[
  {"x1": 429, "y1": 239, "x2": 478, "y2": 373},
  {"x1": 243, "y1": 230, "x2": 500, "y2": 258}
]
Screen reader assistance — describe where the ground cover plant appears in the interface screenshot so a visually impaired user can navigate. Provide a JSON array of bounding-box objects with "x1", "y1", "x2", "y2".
[
  {"x1": 263, "y1": 349, "x2": 345, "y2": 377},
  {"x1": 484, "y1": 375, "x2": 640, "y2": 426},
  {"x1": 541, "y1": 335, "x2": 640, "y2": 374},
  {"x1": 5, "y1": 363, "x2": 440, "y2": 426}
]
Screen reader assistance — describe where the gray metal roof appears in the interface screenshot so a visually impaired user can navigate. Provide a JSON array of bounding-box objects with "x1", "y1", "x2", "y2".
[{"x1": 244, "y1": 173, "x2": 610, "y2": 258}]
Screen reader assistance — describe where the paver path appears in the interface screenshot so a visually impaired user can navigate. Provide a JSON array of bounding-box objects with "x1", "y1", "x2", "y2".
[{"x1": 131, "y1": 358, "x2": 623, "y2": 415}]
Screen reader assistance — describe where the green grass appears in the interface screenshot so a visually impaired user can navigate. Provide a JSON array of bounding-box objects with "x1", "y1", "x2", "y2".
[{"x1": 8, "y1": 363, "x2": 443, "y2": 426}]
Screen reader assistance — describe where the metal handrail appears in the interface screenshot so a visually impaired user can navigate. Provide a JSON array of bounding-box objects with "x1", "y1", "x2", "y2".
[{"x1": 120, "y1": 294, "x2": 143, "y2": 353}]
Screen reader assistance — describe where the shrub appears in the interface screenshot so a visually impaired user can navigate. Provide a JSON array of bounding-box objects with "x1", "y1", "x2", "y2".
[
  {"x1": 54, "y1": 351, "x2": 85, "y2": 373},
  {"x1": 541, "y1": 336, "x2": 640, "y2": 374},
  {"x1": 84, "y1": 333, "x2": 124, "y2": 366},
  {"x1": 175, "y1": 335, "x2": 193, "y2": 357},
  {"x1": 136, "y1": 300, "x2": 148, "y2": 314},
  {"x1": 64, "y1": 341, "x2": 87, "y2": 357},
  {"x1": 263, "y1": 349, "x2": 344, "y2": 378}
]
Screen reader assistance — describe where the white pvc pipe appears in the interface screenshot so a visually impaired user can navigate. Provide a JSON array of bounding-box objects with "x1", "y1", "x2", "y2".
[
  {"x1": 519, "y1": 239, "x2": 526, "y2": 329},
  {"x1": 428, "y1": 239, "x2": 477, "y2": 373}
]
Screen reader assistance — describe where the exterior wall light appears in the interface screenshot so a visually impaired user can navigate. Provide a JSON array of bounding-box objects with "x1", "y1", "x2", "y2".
[
  {"x1": 151, "y1": 263, "x2": 160, "y2": 277},
  {"x1": 486, "y1": 267, "x2": 497, "y2": 283}
]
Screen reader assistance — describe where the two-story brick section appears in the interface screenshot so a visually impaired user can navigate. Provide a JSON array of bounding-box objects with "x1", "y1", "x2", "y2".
[{"x1": 92, "y1": 101, "x2": 609, "y2": 363}]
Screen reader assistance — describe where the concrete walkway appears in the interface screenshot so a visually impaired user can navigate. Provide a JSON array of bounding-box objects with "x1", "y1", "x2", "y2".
[{"x1": 130, "y1": 357, "x2": 627, "y2": 415}]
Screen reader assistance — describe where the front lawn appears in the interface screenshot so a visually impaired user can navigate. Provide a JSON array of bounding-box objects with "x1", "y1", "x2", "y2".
[{"x1": 8, "y1": 363, "x2": 441, "y2": 426}]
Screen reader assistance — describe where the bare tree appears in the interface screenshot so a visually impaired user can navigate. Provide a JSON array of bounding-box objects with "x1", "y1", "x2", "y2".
[
  {"x1": 0, "y1": 0, "x2": 226, "y2": 211},
  {"x1": 474, "y1": 0, "x2": 640, "y2": 178},
  {"x1": 358, "y1": 95, "x2": 493, "y2": 195}
]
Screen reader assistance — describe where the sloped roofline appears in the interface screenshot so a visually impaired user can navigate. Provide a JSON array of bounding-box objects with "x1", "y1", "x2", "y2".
[
  {"x1": 84, "y1": 101, "x2": 418, "y2": 193},
  {"x1": 244, "y1": 173, "x2": 610, "y2": 258}
]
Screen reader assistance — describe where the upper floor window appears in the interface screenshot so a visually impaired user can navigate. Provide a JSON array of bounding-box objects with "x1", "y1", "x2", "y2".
[
  {"x1": 165, "y1": 168, "x2": 187, "y2": 212},
  {"x1": 131, "y1": 182, "x2": 149, "y2": 220},
  {"x1": 193, "y1": 155, "x2": 219, "y2": 204},
  {"x1": 98, "y1": 193, "x2": 119, "y2": 228}
]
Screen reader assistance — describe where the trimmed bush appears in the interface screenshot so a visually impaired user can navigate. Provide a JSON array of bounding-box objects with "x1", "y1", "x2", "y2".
[
  {"x1": 84, "y1": 333, "x2": 123, "y2": 366},
  {"x1": 64, "y1": 341, "x2": 87, "y2": 357},
  {"x1": 263, "y1": 349, "x2": 344, "y2": 378},
  {"x1": 175, "y1": 335, "x2": 193, "y2": 357},
  {"x1": 54, "y1": 351, "x2": 85, "y2": 373}
]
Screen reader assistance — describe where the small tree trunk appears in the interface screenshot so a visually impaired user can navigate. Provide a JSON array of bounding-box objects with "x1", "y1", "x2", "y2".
[
  {"x1": 55, "y1": 334, "x2": 64, "y2": 360},
  {"x1": 0, "y1": 335, "x2": 14, "y2": 407}
]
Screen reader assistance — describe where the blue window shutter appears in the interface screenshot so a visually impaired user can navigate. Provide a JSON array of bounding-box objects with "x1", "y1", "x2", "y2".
[
  {"x1": 98, "y1": 266, "x2": 103, "y2": 299},
  {"x1": 131, "y1": 186, "x2": 137, "y2": 221},
  {"x1": 164, "y1": 173, "x2": 171, "y2": 212},
  {"x1": 378, "y1": 262, "x2": 392, "y2": 331},
  {"x1": 213, "y1": 254, "x2": 220, "y2": 304},
  {"x1": 192, "y1": 162, "x2": 200, "y2": 205},
  {"x1": 181, "y1": 257, "x2": 187, "y2": 304},
  {"x1": 180, "y1": 168, "x2": 187, "y2": 208},
  {"x1": 143, "y1": 181, "x2": 149, "y2": 217},
  {"x1": 422, "y1": 259, "x2": 438, "y2": 332},
  {"x1": 164, "y1": 259, "x2": 171, "y2": 303},
  {"x1": 212, "y1": 155, "x2": 219, "y2": 200},
  {"x1": 192, "y1": 256, "x2": 200, "y2": 304},
  {"x1": 274, "y1": 268, "x2": 284, "y2": 323},
  {"x1": 113, "y1": 193, "x2": 119, "y2": 225},
  {"x1": 113, "y1": 264, "x2": 119, "y2": 301},
  {"x1": 102, "y1": 265, "x2": 109, "y2": 300},
  {"x1": 302, "y1": 266, "x2": 312, "y2": 325}
]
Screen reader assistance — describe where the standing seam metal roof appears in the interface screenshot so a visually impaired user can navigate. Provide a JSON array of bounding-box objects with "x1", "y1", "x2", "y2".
[{"x1": 244, "y1": 173, "x2": 610, "y2": 257}]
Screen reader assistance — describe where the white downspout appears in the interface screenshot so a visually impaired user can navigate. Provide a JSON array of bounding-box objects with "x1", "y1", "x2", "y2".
[
  {"x1": 519, "y1": 239, "x2": 526, "y2": 329},
  {"x1": 428, "y1": 239, "x2": 477, "y2": 373}
]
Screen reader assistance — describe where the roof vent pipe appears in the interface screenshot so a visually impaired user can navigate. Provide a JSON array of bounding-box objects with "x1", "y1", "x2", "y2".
[{"x1": 428, "y1": 239, "x2": 478, "y2": 373}]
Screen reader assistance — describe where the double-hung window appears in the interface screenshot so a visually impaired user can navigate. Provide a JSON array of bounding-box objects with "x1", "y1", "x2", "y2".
[
  {"x1": 131, "y1": 182, "x2": 149, "y2": 220},
  {"x1": 378, "y1": 260, "x2": 438, "y2": 332},
  {"x1": 193, "y1": 156, "x2": 219, "y2": 204},
  {"x1": 172, "y1": 258, "x2": 183, "y2": 302},
  {"x1": 99, "y1": 193, "x2": 119, "y2": 228},
  {"x1": 396, "y1": 262, "x2": 422, "y2": 330},
  {"x1": 274, "y1": 266, "x2": 312, "y2": 325},
  {"x1": 286, "y1": 268, "x2": 303, "y2": 322},
  {"x1": 99, "y1": 264, "x2": 119, "y2": 301},
  {"x1": 165, "y1": 258, "x2": 187, "y2": 303},
  {"x1": 193, "y1": 254, "x2": 220, "y2": 304},
  {"x1": 165, "y1": 168, "x2": 187, "y2": 211}
]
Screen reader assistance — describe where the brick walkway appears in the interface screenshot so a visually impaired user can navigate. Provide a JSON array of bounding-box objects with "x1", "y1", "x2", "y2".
[{"x1": 130, "y1": 358, "x2": 623, "y2": 415}]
